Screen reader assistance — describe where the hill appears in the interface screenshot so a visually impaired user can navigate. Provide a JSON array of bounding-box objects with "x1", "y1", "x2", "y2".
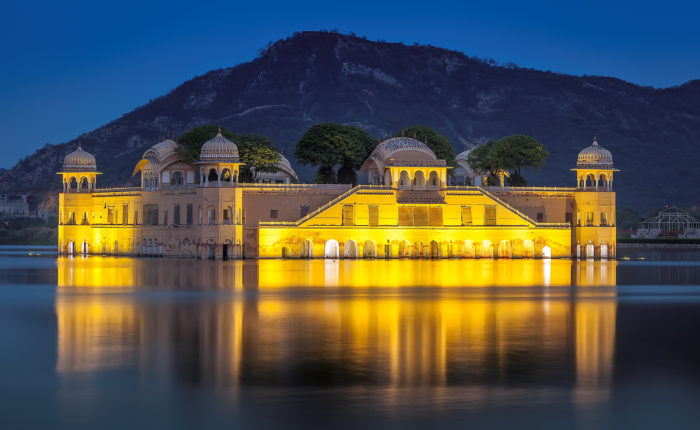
[{"x1": 2, "y1": 30, "x2": 699, "y2": 211}]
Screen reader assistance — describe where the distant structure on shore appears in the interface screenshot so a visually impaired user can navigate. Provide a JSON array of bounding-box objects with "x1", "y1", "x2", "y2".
[
  {"x1": 632, "y1": 206, "x2": 700, "y2": 239},
  {"x1": 57, "y1": 134, "x2": 617, "y2": 259}
]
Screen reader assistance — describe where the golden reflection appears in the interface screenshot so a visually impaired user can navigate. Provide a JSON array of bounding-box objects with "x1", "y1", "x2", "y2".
[{"x1": 56, "y1": 258, "x2": 617, "y2": 404}]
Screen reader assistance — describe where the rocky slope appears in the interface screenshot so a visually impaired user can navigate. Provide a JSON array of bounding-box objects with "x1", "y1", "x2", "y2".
[{"x1": 3, "y1": 31, "x2": 699, "y2": 210}]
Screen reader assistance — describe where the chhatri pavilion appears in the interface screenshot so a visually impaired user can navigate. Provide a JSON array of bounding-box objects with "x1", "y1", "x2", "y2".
[{"x1": 57, "y1": 133, "x2": 617, "y2": 259}]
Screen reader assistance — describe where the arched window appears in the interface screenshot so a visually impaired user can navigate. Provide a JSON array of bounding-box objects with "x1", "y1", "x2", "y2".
[
  {"x1": 428, "y1": 171, "x2": 440, "y2": 188},
  {"x1": 80, "y1": 177, "x2": 89, "y2": 191},
  {"x1": 399, "y1": 171, "x2": 411, "y2": 189},
  {"x1": 344, "y1": 240, "x2": 359, "y2": 258},
  {"x1": 161, "y1": 171, "x2": 170, "y2": 184},
  {"x1": 171, "y1": 171, "x2": 184, "y2": 185},
  {"x1": 69, "y1": 177, "x2": 78, "y2": 191},
  {"x1": 221, "y1": 169, "x2": 232, "y2": 183},
  {"x1": 324, "y1": 239, "x2": 339, "y2": 259},
  {"x1": 207, "y1": 206, "x2": 216, "y2": 225},
  {"x1": 208, "y1": 169, "x2": 219, "y2": 183},
  {"x1": 414, "y1": 171, "x2": 426, "y2": 189},
  {"x1": 363, "y1": 240, "x2": 377, "y2": 259}
]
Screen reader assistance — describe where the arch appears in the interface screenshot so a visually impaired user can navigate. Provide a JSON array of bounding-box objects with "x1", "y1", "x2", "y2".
[
  {"x1": 363, "y1": 240, "x2": 377, "y2": 259},
  {"x1": 599, "y1": 173, "x2": 609, "y2": 191},
  {"x1": 428, "y1": 171, "x2": 440, "y2": 188},
  {"x1": 171, "y1": 171, "x2": 184, "y2": 185},
  {"x1": 586, "y1": 242, "x2": 595, "y2": 259},
  {"x1": 481, "y1": 240, "x2": 493, "y2": 258},
  {"x1": 497, "y1": 240, "x2": 512, "y2": 258},
  {"x1": 344, "y1": 240, "x2": 359, "y2": 258},
  {"x1": 221, "y1": 168, "x2": 232, "y2": 183},
  {"x1": 414, "y1": 241, "x2": 424, "y2": 258},
  {"x1": 414, "y1": 171, "x2": 426, "y2": 189},
  {"x1": 69, "y1": 177, "x2": 78, "y2": 191},
  {"x1": 463, "y1": 240, "x2": 475, "y2": 258},
  {"x1": 541, "y1": 245, "x2": 552, "y2": 259},
  {"x1": 522, "y1": 239, "x2": 535, "y2": 258},
  {"x1": 300, "y1": 238, "x2": 314, "y2": 258},
  {"x1": 281, "y1": 247, "x2": 290, "y2": 258},
  {"x1": 398, "y1": 239, "x2": 411, "y2": 258},
  {"x1": 600, "y1": 242, "x2": 609, "y2": 259},
  {"x1": 324, "y1": 239, "x2": 339, "y2": 259},
  {"x1": 578, "y1": 178, "x2": 585, "y2": 189},
  {"x1": 399, "y1": 170, "x2": 411, "y2": 189},
  {"x1": 585, "y1": 173, "x2": 596, "y2": 189},
  {"x1": 208, "y1": 168, "x2": 219, "y2": 183},
  {"x1": 80, "y1": 177, "x2": 89, "y2": 191},
  {"x1": 161, "y1": 171, "x2": 170, "y2": 184},
  {"x1": 429, "y1": 240, "x2": 440, "y2": 258}
]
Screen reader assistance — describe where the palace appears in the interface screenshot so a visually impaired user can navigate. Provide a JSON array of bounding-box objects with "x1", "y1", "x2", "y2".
[{"x1": 57, "y1": 132, "x2": 617, "y2": 259}]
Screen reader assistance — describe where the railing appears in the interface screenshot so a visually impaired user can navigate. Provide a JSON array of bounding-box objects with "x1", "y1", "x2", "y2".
[{"x1": 94, "y1": 187, "x2": 141, "y2": 193}]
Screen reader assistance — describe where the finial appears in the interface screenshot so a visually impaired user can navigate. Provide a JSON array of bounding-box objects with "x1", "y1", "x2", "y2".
[
  {"x1": 218, "y1": 125, "x2": 222, "y2": 134},
  {"x1": 593, "y1": 136, "x2": 598, "y2": 146},
  {"x1": 77, "y1": 139, "x2": 82, "y2": 149}
]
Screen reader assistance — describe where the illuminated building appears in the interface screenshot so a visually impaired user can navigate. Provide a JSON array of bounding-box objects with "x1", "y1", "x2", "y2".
[{"x1": 58, "y1": 134, "x2": 616, "y2": 259}]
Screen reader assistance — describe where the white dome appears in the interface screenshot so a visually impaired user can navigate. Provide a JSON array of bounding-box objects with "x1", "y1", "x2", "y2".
[
  {"x1": 142, "y1": 139, "x2": 178, "y2": 164},
  {"x1": 374, "y1": 137, "x2": 437, "y2": 161},
  {"x1": 577, "y1": 138, "x2": 614, "y2": 168},
  {"x1": 199, "y1": 132, "x2": 239, "y2": 162},
  {"x1": 277, "y1": 153, "x2": 297, "y2": 178},
  {"x1": 63, "y1": 144, "x2": 97, "y2": 172},
  {"x1": 456, "y1": 148, "x2": 472, "y2": 160}
]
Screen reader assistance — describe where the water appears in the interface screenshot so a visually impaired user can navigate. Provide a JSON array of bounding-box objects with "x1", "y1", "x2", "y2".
[{"x1": 1, "y1": 246, "x2": 700, "y2": 429}]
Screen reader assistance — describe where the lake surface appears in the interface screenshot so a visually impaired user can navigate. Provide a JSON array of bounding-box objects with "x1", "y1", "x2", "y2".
[{"x1": 1, "y1": 246, "x2": 700, "y2": 429}]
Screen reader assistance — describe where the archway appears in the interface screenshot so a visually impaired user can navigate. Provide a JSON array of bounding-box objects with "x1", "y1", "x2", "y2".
[
  {"x1": 68, "y1": 240, "x2": 74, "y2": 255},
  {"x1": 398, "y1": 240, "x2": 411, "y2": 258},
  {"x1": 586, "y1": 243, "x2": 595, "y2": 259},
  {"x1": 585, "y1": 174, "x2": 596, "y2": 189},
  {"x1": 208, "y1": 168, "x2": 219, "y2": 183},
  {"x1": 523, "y1": 239, "x2": 535, "y2": 259},
  {"x1": 221, "y1": 169, "x2": 232, "y2": 183},
  {"x1": 541, "y1": 245, "x2": 552, "y2": 259},
  {"x1": 414, "y1": 171, "x2": 426, "y2": 189},
  {"x1": 80, "y1": 177, "x2": 89, "y2": 191},
  {"x1": 300, "y1": 239, "x2": 314, "y2": 258},
  {"x1": 600, "y1": 243, "x2": 609, "y2": 259},
  {"x1": 481, "y1": 240, "x2": 493, "y2": 258},
  {"x1": 429, "y1": 240, "x2": 440, "y2": 258},
  {"x1": 344, "y1": 240, "x2": 359, "y2": 258},
  {"x1": 171, "y1": 171, "x2": 184, "y2": 185},
  {"x1": 463, "y1": 240, "x2": 475, "y2": 258},
  {"x1": 428, "y1": 171, "x2": 440, "y2": 188},
  {"x1": 414, "y1": 241, "x2": 424, "y2": 258},
  {"x1": 69, "y1": 177, "x2": 78, "y2": 191},
  {"x1": 399, "y1": 170, "x2": 411, "y2": 189},
  {"x1": 363, "y1": 240, "x2": 377, "y2": 259},
  {"x1": 384, "y1": 170, "x2": 392, "y2": 186},
  {"x1": 498, "y1": 240, "x2": 512, "y2": 258},
  {"x1": 599, "y1": 174, "x2": 608, "y2": 190},
  {"x1": 324, "y1": 239, "x2": 339, "y2": 259}
]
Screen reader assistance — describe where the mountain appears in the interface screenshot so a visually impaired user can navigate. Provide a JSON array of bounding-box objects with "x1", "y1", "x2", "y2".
[{"x1": 2, "y1": 31, "x2": 699, "y2": 211}]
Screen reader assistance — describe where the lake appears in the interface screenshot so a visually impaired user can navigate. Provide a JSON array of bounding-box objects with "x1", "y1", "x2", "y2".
[{"x1": 1, "y1": 245, "x2": 699, "y2": 429}]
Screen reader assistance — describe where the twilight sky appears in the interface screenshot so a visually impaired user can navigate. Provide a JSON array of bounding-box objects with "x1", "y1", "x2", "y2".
[{"x1": 1, "y1": 0, "x2": 699, "y2": 168}]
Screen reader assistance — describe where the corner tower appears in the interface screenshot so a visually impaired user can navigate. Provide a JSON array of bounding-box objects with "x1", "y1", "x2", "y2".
[{"x1": 571, "y1": 138, "x2": 618, "y2": 259}]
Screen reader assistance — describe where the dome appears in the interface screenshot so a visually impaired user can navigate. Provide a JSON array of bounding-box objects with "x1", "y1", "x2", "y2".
[
  {"x1": 456, "y1": 148, "x2": 472, "y2": 160},
  {"x1": 63, "y1": 144, "x2": 97, "y2": 172},
  {"x1": 277, "y1": 153, "x2": 297, "y2": 179},
  {"x1": 199, "y1": 131, "x2": 239, "y2": 162},
  {"x1": 144, "y1": 139, "x2": 178, "y2": 163},
  {"x1": 577, "y1": 138, "x2": 614, "y2": 168},
  {"x1": 374, "y1": 137, "x2": 437, "y2": 161}
]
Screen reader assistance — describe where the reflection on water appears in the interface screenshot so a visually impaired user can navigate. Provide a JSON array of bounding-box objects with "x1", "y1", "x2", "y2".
[{"x1": 55, "y1": 257, "x2": 618, "y2": 410}]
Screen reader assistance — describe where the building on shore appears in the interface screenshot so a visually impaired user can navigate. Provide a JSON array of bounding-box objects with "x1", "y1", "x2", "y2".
[
  {"x1": 632, "y1": 206, "x2": 700, "y2": 239},
  {"x1": 57, "y1": 134, "x2": 617, "y2": 259}
]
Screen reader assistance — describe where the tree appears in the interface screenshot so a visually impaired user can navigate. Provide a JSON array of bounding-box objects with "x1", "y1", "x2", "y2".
[
  {"x1": 398, "y1": 125, "x2": 456, "y2": 169},
  {"x1": 466, "y1": 141, "x2": 505, "y2": 178},
  {"x1": 239, "y1": 145, "x2": 281, "y2": 182},
  {"x1": 492, "y1": 134, "x2": 549, "y2": 177},
  {"x1": 236, "y1": 134, "x2": 280, "y2": 182},
  {"x1": 295, "y1": 123, "x2": 375, "y2": 184},
  {"x1": 177, "y1": 125, "x2": 281, "y2": 183},
  {"x1": 467, "y1": 135, "x2": 548, "y2": 187}
]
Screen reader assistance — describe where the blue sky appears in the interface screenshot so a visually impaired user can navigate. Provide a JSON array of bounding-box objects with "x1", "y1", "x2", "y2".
[{"x1": 1, "y1": 0, "x2": 699, "y2": 168}]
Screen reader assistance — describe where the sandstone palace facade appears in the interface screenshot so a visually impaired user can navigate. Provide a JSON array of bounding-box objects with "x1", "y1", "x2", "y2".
[{"x1": 57, "y1": 133, "x2": 617, "y2": 260}]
